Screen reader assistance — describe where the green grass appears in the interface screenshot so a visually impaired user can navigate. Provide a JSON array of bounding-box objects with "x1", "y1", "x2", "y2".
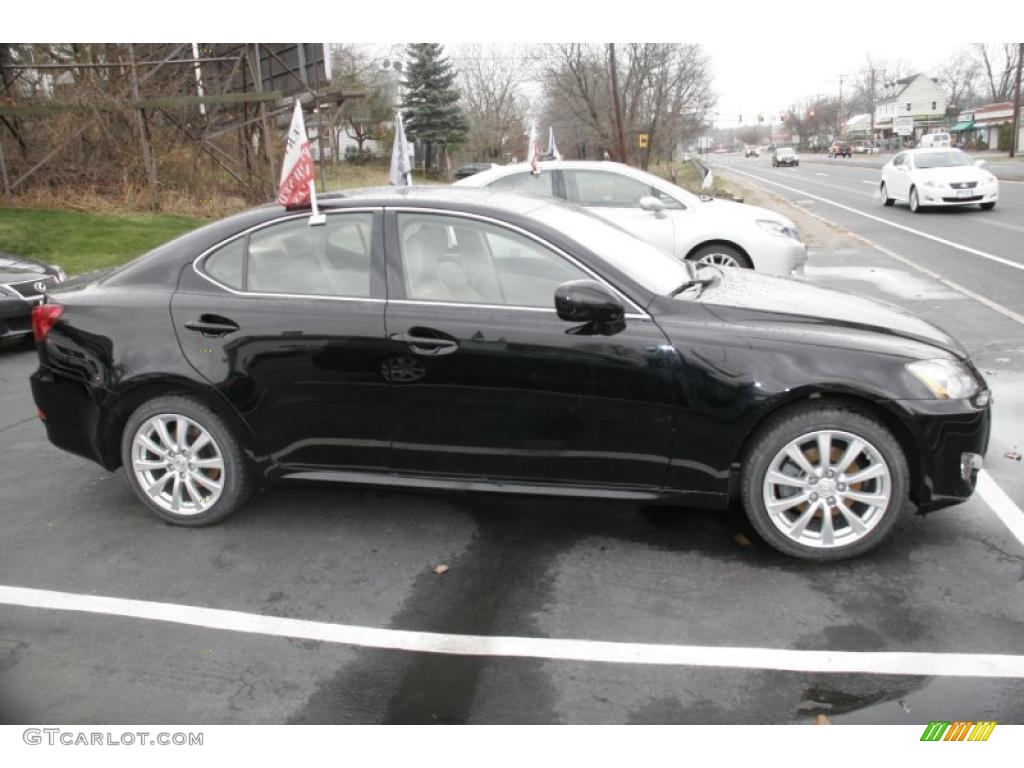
[{"x1": 0, "y1": 208, "x2": 207, "y2": 275}]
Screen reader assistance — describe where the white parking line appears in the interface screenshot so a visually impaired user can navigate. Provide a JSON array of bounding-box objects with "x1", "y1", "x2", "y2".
[
  {"x1": 2, "y1": 584, "x2": 1024, "y2": 677},
  {"x1": 861, "y1": 180, "x2": 876, "y2": 185},
  {"x1": 815, "y1": 172, "x2": 828, "y2": 177},
  {"x1": 977, "y1": 470, "x2": 1024, "y2": 548},
  {"x1": 725, "y1": 166, "x2": 1024, "y2": 273}
]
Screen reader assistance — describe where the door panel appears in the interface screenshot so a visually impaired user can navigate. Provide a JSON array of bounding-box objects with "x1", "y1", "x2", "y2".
[
  {"x1": 384, "y1": 210, "x2": 677, "y2": 488},
  {"x1": 563, "y1": 169, "x2": 678, "y2": 256},
  {"x1": 172, "y1": 210, "x2": 391, "y2": 470}
]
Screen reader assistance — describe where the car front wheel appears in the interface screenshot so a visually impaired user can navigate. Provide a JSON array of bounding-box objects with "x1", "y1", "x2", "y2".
[
  {"x1": 741, "y1": 404, "x2": 909, "y2": 560},
  {"x1": 909, "y1": 187, "x2": 922, "y2": 213},
  {"x1": 880, "y1": 182, "x2": 894, "y2": 206},
  {"x1": 687, "y1": 243, "x2": 753, "y2": 270},
  {"x1": 121, "y1": 395, "x2": 253, "y2": 526}
]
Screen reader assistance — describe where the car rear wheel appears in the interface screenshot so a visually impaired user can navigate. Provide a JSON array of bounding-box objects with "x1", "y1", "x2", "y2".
[
  {"x1": 880, "y1": 182, "x2": 894, "y2": 206},
  {"x1": 741, "y1": 404, "x2": 909, "y2": 561},
  {"x1": 909, "y1": 187, "x2": 922, "y2": 213},
  {"x1": 121, "y1": 395, "x2": 253, "y2": 526},
  {"x1": 687, "y1": 243, "x2": 753, "y2": 270}
]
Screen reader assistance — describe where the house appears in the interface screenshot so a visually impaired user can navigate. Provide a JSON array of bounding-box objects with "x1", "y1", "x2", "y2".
[
  {"x1": 873, "y1": 74, "x2": 947, "y2": 141},
  {"x1": 843, "y1": 113, "x2": 872, "y2": 140}
]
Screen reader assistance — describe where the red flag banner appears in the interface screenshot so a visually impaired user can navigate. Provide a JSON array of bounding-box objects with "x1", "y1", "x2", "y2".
[{"x1": 277, "y1": 101, "x2": 315, "y2": 207}]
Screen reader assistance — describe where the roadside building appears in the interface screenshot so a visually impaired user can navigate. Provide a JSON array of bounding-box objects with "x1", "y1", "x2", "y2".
[
  {"x1": 873, "y1": 74, "x2": 946, "y2": 143},
  {"x1": 954, "y1": 102, "x2": 1023, "y2": 150}
]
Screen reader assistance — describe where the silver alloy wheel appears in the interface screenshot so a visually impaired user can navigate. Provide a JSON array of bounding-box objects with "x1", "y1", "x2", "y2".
[
  {"x1": 910, "y1": 188, "x2": 919, "y2": 212},
  {"x1": 130, "y1": 413, "x2": 225, "y2": 516},
  {"x1": 696, "y1": 252, "x2": 741, "y2": 268},
  {"x1": 762, "y1": 429, "x2": 891, "y2": 549}
]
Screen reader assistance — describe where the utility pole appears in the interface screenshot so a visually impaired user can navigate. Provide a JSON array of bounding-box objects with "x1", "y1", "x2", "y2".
[
  {"x1": 837, "y1": 73, "x2": 845, "y2": 141},
  {"x1": 127, "y1": 43, "x2": 159, "y2": 211},
  {"x1": 868, "y1": 66, "x2": 876, "y2": 142},
  {"x1": 1011, "y1": 42, "x2": 1023, "y2": 158},
  {"x1": 608, "y1": 44, "x2": 628, "y2": 164}
]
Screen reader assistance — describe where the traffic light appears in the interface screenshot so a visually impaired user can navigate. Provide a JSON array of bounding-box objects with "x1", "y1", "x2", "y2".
[{"x1": 809, "y1": 109, "x2": 815, "y2": 118}]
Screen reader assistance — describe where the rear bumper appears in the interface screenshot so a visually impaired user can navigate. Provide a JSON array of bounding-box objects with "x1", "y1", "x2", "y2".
[
  {"x1": 31, "y1": 365, "x2": 111, "y2": 468},
  {"x1": 894, "y1": 397, "x2": 991, "y2": 513}
]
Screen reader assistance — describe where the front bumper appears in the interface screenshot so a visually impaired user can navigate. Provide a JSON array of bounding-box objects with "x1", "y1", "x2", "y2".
[
  {"x1": 749, "y1": 235, "x2": 808, "y2": 278},
  {"x1": 0, "y1": 297, "x2": 37, "y2": 338},
  {"x1": 919, "y1": 185, "x2": 998, "y2": 206},
  {"x1": 892, "y1": 396, "x2": 991, "y2": 513}
]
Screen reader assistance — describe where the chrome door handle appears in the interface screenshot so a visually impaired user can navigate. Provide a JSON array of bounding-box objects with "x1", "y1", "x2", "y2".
[{"x1": 390, "y1": 332, "x2": 459, "y2": 356}]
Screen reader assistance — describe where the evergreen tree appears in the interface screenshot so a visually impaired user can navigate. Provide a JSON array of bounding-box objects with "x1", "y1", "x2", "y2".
[{"x1": 400, "y1": 43, "x2": 469, "y2": 170}]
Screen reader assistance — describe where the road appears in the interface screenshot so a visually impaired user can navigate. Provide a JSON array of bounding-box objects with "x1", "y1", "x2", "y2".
[
  {"x1": 714, "y1": 153, "x2": 1024, "y2": 316},
  {"x1": 2, "y1": 165, "x2": 1024, "y2": 724}
]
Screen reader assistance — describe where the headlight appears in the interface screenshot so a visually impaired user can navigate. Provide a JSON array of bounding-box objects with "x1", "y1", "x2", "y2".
[
  {"x1": 757, "y1": 219, "x2": 800, "y2": 240},
  {"x1": 906, "y1": 359, "x2": 980, "y2": 400},
  {"x1": 923, "y1": 180, "x2": 943, "y2": 188}
]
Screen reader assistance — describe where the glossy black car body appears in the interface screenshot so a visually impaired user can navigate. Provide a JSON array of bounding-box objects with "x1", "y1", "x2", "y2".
[
  {"x1": 30, "y1": 187, "x2": 989, "y2": 552},
  {"x1": 0, "y1": 254, "x2": 64, "y2": 339}
]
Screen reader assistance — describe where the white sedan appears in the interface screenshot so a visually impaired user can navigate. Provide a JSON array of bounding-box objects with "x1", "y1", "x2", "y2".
[
  {"x1": 880, "y1": 148, "x2": 999, "y2": 213},
  {"x1": 454, "y1": 160, "x2": 808, "y2": 277}
]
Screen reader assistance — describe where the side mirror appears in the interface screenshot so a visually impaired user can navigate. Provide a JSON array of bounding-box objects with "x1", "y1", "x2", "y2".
[
  {"x1": 554, "y1": 280, "x2": 624, "y2": 324},
  {"x1": 639, "y1": 196, "x2": 667, "y2": 217}
]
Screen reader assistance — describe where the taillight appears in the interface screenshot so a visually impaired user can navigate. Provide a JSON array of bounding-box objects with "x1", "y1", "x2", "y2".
[{"x1": 32, "y1": 304, "x2": 63, "y2": 341}]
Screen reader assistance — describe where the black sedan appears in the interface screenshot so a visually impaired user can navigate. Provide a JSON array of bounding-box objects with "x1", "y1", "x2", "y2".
[
  {"x1": 29, "y1": 187, "x2": 990, "y2": 560},
  {"x1": 1, "y1": 254, "x2": 65, "y2": 341}
]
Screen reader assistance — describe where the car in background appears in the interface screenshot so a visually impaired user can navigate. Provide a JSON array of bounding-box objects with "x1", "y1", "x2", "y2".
[
  {"x1": 772, "y1": 147, "x2": 799, "y2": 167},
  {"x1": 454, "y1": 162, "x2": 496, "y2": 180},
  {"x1": 0, "y1": 255, "x2": 65, "y2": 342},
  {"x1": 828, "y1": 142, "x2": 851, "y2": 158},
  {"x1": 455, "y1": 160, "x2": 807, "y2": 276},
  {"x1": 918, "y1": 133, "x2": 951, "y2": 149},
  {"x1": 30, "y1": 186, "x2": 991, "y2": 560},
  {"x1": 744, "y1": 146, "x2": 760, "y2": 158},
  {"x1": 880, "y1": 148, "x2": 998, "y2": 212}
]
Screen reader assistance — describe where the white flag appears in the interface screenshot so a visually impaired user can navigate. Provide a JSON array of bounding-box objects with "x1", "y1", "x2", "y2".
[
  {"x1": 701, "y1": 167, "x2": 714, "y2": 191},
  {"x1": 546, "y1": 126, "x2": 562, "y2": 161},
  {"x1": 527, "y1": 119, "x2": 540, "y2": 175},
  {"x1": 389, "y1": 112, "x2": 413, "y2": 186}
]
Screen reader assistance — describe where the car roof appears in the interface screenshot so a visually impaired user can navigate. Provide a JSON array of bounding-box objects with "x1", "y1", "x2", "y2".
[
  {"x1": 454, "y1": 159, "x2": 664, "y2": 185},
  {"x1": 315, "y1": 184, "x2": 551, "y2": 216},
  {"x1": 905, "y1": 146, "x2": 962, "y2": 154}
]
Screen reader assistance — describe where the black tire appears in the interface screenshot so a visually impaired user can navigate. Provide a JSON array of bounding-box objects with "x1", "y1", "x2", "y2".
[
  {"x1": 686, "y1": 243, "x2": 753, "y2": 270},
  {"x1": 980, "y1": 201, "x2": 996, "y2": 210},
  {"x1": 880, "y1": 182, "x2": 894, "y2": 206},
  {"x1": 120, "y1": 394, "x2": 253, "y2": 526},
  {"x1": 740, "y1": 403, "x2": 909, "y2": 561},
  {"x1": 909, "y1": 186, "x2": 922, "y2": 213}
]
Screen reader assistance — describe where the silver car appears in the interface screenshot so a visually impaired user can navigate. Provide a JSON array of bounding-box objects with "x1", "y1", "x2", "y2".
[{"x1": 455, "y1": 160, "x2": 807, "y2": 276}]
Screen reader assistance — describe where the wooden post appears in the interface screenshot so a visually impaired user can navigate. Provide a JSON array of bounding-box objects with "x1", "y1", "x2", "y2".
[
  {"x1": 0, "y1": 136, "x2": 11, "y2": 202},
  {"x1": 1011, "y1": 42, "x2": 1023, "y2": 158},
  {"x1": 127, "y1": 44, "x2": 159, "y2": 211},
  {"x1": 250, "y1": 44, "x2": 277, "y2": 199}
]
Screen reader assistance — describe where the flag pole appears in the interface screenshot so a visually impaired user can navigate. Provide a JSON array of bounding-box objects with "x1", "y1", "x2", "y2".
[{"x1": 308, "y1": 179, "x2": 325, "y2": 226}]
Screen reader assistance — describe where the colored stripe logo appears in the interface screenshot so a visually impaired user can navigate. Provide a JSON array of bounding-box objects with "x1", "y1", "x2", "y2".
[{"x1": 920, "y1": 721, "x2": 996, "y2": 741}]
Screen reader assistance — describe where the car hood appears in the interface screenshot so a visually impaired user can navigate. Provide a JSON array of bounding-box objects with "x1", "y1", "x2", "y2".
[
  {"x1": 695, "y1": 197, "x2": 796, "y2": 229},
  {"x1": 0, "y1": 255, "x2": 52, "y2": 284},
  {"x1": 682, "y1": 269, "x2": 966, "y2": 357},
  {"x1": 913, "y1": 166, "x2": 993, "y2": 183}
]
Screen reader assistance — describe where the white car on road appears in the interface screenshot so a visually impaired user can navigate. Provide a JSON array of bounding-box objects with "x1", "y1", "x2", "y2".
[
  {"x1": 455, "y1": 160, "x2": 808, "y2": 276},
  {"x1": 880, "y1": 148, "x2": 999, "y2": 213}
]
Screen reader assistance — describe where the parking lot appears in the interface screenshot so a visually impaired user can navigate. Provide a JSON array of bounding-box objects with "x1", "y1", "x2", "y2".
[{"x1": 2, "y1": 161, "x2": 1024, "y2": 724}]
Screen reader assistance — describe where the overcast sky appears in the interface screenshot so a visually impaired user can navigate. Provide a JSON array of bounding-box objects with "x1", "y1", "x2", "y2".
[{"x1": 704, "y1": 41, "x2": 968, "y2": 126}]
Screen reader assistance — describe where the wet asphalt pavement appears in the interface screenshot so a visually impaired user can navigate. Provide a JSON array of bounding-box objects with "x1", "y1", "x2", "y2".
[{"x1": 2, "y1": 174, "x2": 1024, "y2": 723}]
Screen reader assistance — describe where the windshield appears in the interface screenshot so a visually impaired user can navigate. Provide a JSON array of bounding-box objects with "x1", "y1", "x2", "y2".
[
  {"x1": 529, "y1": 203, "x2": 689, "y2": 296},
  {"x1": 778, "y1": 148, "x2": 795, "y2": 156},
  {"x1": 915, "y1": 150, "x2": 973, "y2": 169}
]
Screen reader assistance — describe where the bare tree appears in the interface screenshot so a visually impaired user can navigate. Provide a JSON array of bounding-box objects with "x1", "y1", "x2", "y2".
[
  {"x1": 975, "y1": 44, "x2": 1021, "y2": 103},
  {"x1": 936, "y1": 47, "x2": 982, "y2": 115},
  {"x1": 537, "y1": 43, "x2": 714, "y2": 166},
  {"x1": 329, "y1": 44, "x2": 398, "y2": 158},
  {"x1": 451, "y1": 44, "x2": 531, "y2": 162}
]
